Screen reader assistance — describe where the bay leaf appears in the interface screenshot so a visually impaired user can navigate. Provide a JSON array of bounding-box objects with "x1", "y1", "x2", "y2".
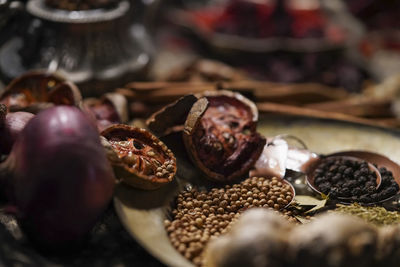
[{"x1": 294, "y1": 195, "x2": 328, "y2": 214}]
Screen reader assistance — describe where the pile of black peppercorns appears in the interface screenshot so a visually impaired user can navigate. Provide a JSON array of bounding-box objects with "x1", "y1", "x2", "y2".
[
  {"x1": 375, "y1": 166, "x2": 400, "y2": 201},
  {"x1": 313, "y1": 157, "x2": 399, "y2": 203}
]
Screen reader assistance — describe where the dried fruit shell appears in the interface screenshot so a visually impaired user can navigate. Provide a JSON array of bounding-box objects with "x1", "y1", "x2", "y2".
[
  {"x1": 0, "y1": 71, "x2": 82, "y2": 113},
  {"x1": 146, "y1": 94, "x2": 198, "y2": 137},
  {"x1": 83, "y1": 92, "x2": 128, "y2": 132},
  {"x1": 104, "y1": 93, "x2": 129, "y2": 124},
  {"x1": 48, "y1": 81, "x2": 83, "y2": 107},
  {"x1": 101, "y1": 124, "x2": 177, "y2": 190},
  {"x1": 183, "y1": 90, "x2": 266, "y2": 182}
]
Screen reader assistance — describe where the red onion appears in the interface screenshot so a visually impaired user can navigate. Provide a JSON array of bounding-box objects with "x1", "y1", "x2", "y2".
[
  {"x1": 0, "y1": 106, "x2": 115, "y2": 248},
  {"x1": 0, "y1": 111, "x2": 34, "y2": 154}
]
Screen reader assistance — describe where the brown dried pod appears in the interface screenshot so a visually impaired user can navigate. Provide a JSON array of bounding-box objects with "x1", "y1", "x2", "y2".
[
  {"x1": 101, "y1": 124, "x2": 176, "y2": 190},
  {"x1": 146, "y1": 94, "x2": 198, "y2": 137},
  {"x1": 183, "y1": 90, "x2": 266, "y2": 182},
  {"x1": 0, "y1": 71, "x2": 82, "y2": 113},
  {"x1": 83, "y1": 92, "x2": 128, "y2": 132}
]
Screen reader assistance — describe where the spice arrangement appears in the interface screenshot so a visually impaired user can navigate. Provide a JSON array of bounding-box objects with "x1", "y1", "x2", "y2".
[
  {"x1": 165, "y1": 177, "x2": 295, "y2": 266},
  {"x1": 1, "y1": 71, "x2": 400, "y2": 266},
  {"x1": 0, "y1": 0, "x2": 400, "y2": 264}
]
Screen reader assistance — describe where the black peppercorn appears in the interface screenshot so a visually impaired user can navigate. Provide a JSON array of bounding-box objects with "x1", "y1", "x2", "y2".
[
  {"x1": 332, "y1": 174, "x2": 341, "y2": 183},
  {"x1": 357, "y1": 176, "x2": 367, "y2": 184},
  {"x1": 337, "y1": 165, "x2": 347, "y2": 173},
  {"x1": 351, "y1": 187, "x2": 361, "y2": 195},
  {"x1": 343, "y1": 167, "x2": 353, "y2": 175}
]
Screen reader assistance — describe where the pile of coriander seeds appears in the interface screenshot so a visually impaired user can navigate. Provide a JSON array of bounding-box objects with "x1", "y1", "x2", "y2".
[{"x1": 164, "y1": 176, "x2": 295, "y2": 266}]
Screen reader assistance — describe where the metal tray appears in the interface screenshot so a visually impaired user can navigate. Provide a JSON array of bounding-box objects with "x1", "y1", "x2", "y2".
[{"x1": 114, "y1": 114, "x2": 400, "y2": 267}]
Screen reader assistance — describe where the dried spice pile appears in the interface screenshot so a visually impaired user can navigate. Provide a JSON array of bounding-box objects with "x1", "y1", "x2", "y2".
[
  {"x1": 377, "y1": 166, "x2": 400, "y2": 201},
  {"x1": 332, "y1": 203, "x2": 400, "y2": 226},
  {"x1": 45, "y1": 0, "x2": 119, "y2": 11},
  {"x1": 164, "y1": 177, "x2": 295, "y2": 266},
  {"x1": 314, "y1": 157, "x2": 399, "y2": 203}
]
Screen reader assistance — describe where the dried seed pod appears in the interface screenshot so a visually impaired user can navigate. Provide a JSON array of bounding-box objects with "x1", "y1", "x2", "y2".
[
  {"x1": 84, "y1": 92, "x2": 128, "y2": 132},
  {"x1": 183, "y1": 90, "x2": 266, "y2": 182},
  {"x1": 288, "y1": 213, "x2": 378, "y2": 267},
  {"x1": 204, "y1": 209, "x2": 293, "y2": 267},
  {"x1": 0, "y1": 71, "x2": 82, "y2": 113},
  {"x1": 147, "y1": 94, "x2": 198, "y2": 137},
  {"x1": 101, "y1": 124, "x2": 176, "y2": 190}
]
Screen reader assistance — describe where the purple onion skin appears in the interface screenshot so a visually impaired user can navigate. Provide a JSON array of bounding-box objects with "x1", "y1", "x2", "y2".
[
  {"x1": 0, "y1": 112, "x2": 34, "y2": 155},
  {"x1": 4, "y1": 106, "x2": 115, "y2": 248}
]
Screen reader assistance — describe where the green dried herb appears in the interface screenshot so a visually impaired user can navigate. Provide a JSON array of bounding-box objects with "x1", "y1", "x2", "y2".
[{"x1": 332, "y1": 203, "x2": 400, "y2": 226}]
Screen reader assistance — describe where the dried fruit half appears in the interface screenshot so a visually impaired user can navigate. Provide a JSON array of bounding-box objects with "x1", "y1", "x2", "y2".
[
  {"x1": 101, "y1": 124, "x2": 176, "y2": 190},
  {"x1": 83, "y1": 93, "x2": 128, "y2": 132},
  {"x1": 0, "y1": 71, "x2": 82, "y2": 113},
  {"x1": 183, "y1": 90, "x2": 266, "y2": 182},
  {"x1": 146, "y1": 94, "x2": 198, "y2": 137}
]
